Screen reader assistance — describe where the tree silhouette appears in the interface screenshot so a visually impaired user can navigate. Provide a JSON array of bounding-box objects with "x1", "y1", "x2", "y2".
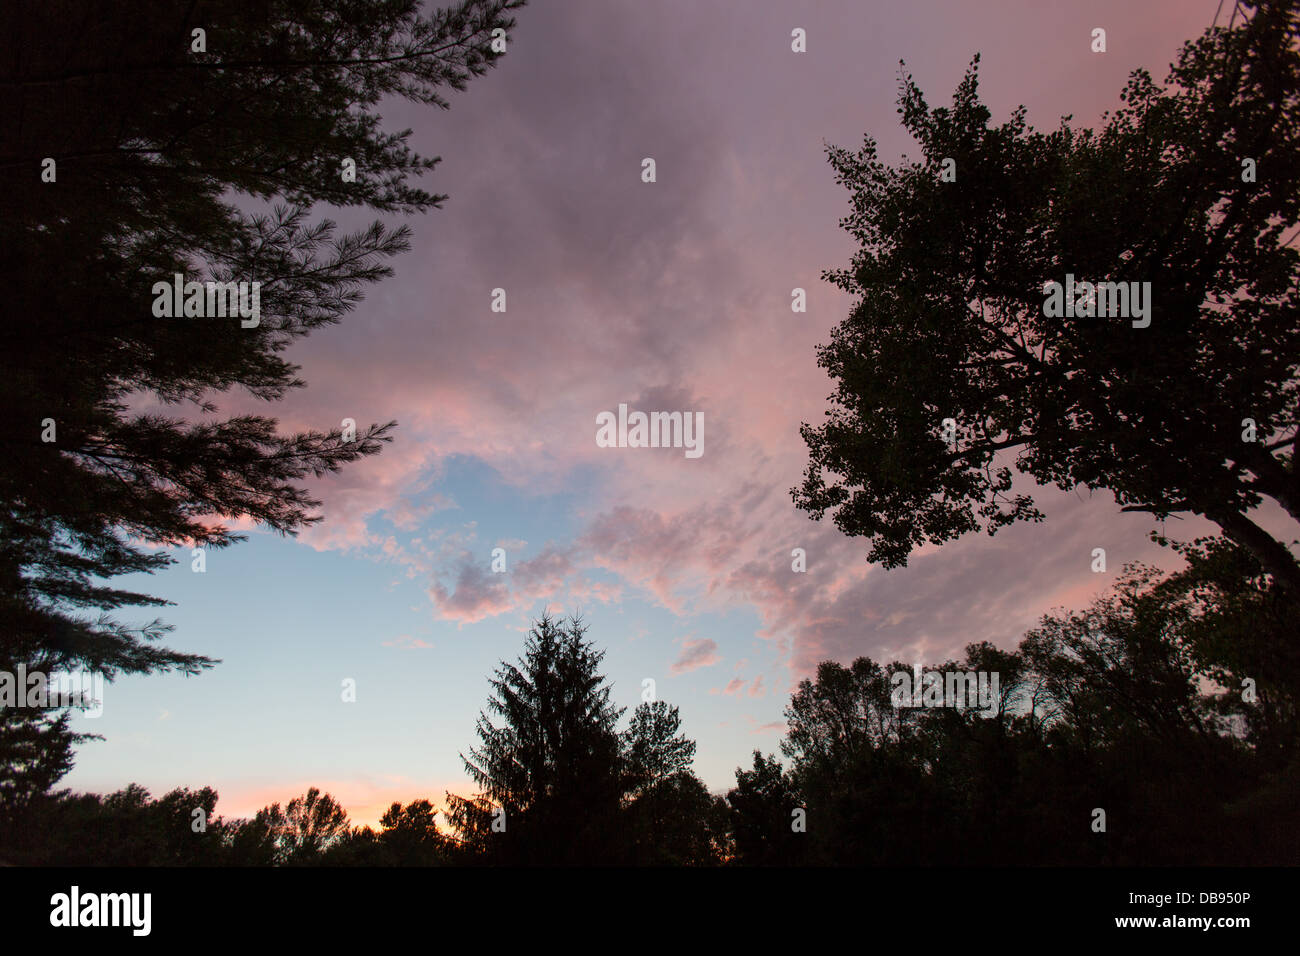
[
  {"x1": 0, "y1": 710, "x2": 85, "y2": 830},
  {"x1": 744, "y1": 562, "x2": 1298, "y2": 865},
  {"x1": 1147, "y1": 534, "x2": 1300, "y2": 759},
  {"x1": 446, "y1": 614, "x2": 626, "y2": 864},
  {"x1": 0, "y1": 0, "x2": 522, "y2": 793},
  {"x1": 317, "y1": 799, "x2": 450, "y2": 865},
  {"x1": 726, "y1": 752, "x2": 806, "y2": 865},
  {"x1": 794, "y1": 1, "x2": 1300, "y2": 591},
  {"x1": 621, "y1": 700, "x2": 696, "y2": 797},
  {"x1": 6, "y1": 561, "x2": 1294, "y2": 866},
  {"x1": 624, "y1": 770, "x2": 721, "y2": 865},
  {"x1": 620, "y1": 701, "x2": 720, "y2": 864},
  {"x1": 1, "y1": 783, "x2": 226, "y2": 865},
  {"x1": 377, "y1": 799, "x2": 449, "y2": 865},
  {"x1": 253, "y1": 787, "x2": 351, "y2": 865}
]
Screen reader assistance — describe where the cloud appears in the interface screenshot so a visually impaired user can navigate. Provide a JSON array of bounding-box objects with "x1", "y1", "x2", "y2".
[
  {"x1": 670, "y1": 638, "x2": 720, "y2": 674},
  {"x1": 203, "y1": 0, "x2": 1229, "y2": 687},
  {"x1": 425, "y1": 545, "x2": 621, "y2": 624},
  {"x1": 382, "y1": 635, "x2": 434, "y2": 650},
  {"x1": 428, "y1": 562, "x2": 513, "y2": 624}
]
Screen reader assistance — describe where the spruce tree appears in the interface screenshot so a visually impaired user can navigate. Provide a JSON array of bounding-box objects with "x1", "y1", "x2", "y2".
[{"x1": 447, "y1": 614, "x2": 626, "y2": 864}]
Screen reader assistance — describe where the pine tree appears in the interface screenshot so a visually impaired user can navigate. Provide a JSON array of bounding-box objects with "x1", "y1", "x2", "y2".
[
  {"x1": 0, "y1": 710, "x2": 88, "y2": 841},
  {"x1": 447, "y1": 614, "x2": 626, "y2": 864},
  {"x1": 0, "y1": 0, "x2": 522, "y2": 791}
]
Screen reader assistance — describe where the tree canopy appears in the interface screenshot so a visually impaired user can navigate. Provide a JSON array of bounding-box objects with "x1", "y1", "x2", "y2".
[{"x1": 794, "y1": 1, "x2": 1300, "y2": 590}]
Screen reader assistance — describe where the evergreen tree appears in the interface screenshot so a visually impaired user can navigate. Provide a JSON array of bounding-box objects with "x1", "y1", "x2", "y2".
[
  {"x1": 0, "y1": 0, "x2": 522, "y2": 789},
  {"x1": 446, "y1": 614, "x2": 625, "y2": 864},
  {"x1": 0, "y1": 710, "x2": 91, "y2": 845}
]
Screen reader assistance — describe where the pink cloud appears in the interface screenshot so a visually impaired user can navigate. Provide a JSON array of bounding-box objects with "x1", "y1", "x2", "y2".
[
  {"x1": 382, "y1": 635, "x2": 434, "y2": 650},
  {"x1": 671, "y1": 638, "x2": 720, "y2": 674},
  {"x1": 720, "y1": 678, "x2": 745, "y2": 697},
  {"x1": 425, "y1": 545, "x2": 621, "y2": 624},
  {"x1": 194, "y1": 0, "x2": 1227, "y2": 686},
  {"x1": 428, "y1": 562, "x2": 513, "y2": 624}
]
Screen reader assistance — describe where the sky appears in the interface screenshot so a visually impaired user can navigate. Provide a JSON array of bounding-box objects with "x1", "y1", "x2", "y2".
[{"x1": 61, "y1": 0, "x2": 1238, "y2": 827}]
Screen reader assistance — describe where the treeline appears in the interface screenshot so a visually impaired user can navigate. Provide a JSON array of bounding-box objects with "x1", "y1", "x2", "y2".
[{"x1": 4, "y1": 536, "x2": 1297, "y2": 866}]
